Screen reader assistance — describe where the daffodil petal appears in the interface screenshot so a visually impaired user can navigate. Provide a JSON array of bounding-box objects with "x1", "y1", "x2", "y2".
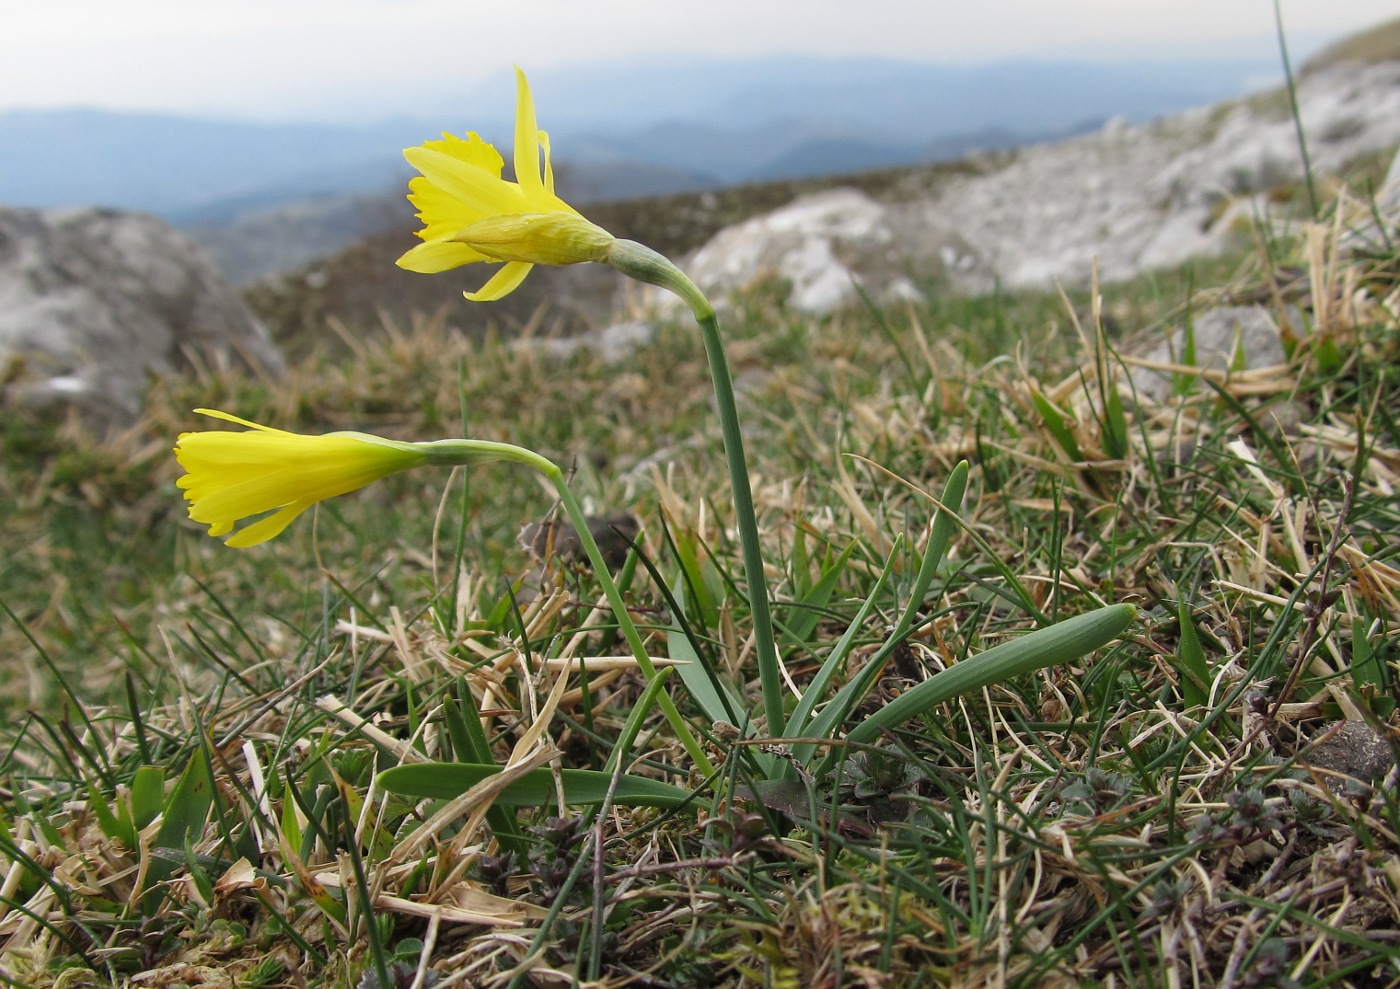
[
  {"x1": 466, "y1": 261, "x2": 533, "y2": 302},
  {"x1": 404, "y1": 146, "x2": 527, "y2": 217},
  {"x1": 397, "y1": 240, "x2": 491, "y2": 273},
  {"x1": 453, "y1": 213, "x2": 614, "y2": 265},
  {"x1": 540, "y1": 130, "x2": 556, "y2": 196},
  {"x1": 225, "y1": 501, "x2": 314, "y2": 548},
  {"x1": 185, "y1": 444, "x2": 419, "y2": 520},
  {"x1": 407, "y1": 175, "x2": 485, "y2": 241},
  {"x1": 173, "y1": 412, "x2": 430, "y2": 547},
  {"x1": 512, "y1": 66, "x2": 544, "y2": 197},
  {"x1": 418, "y1": 131, "x2": 504, "y2": 177},
  {"x1": 398, "y1": 67, "x2": 612, "y2": 302},
  {"x1": 194, "y1": 408, "x2": 292, "y2": 434}
]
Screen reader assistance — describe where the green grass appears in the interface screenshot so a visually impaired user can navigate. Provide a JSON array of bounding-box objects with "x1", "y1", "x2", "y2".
[{"x1": 1, "y1": 179, "x2": 1398, "y2": 988}]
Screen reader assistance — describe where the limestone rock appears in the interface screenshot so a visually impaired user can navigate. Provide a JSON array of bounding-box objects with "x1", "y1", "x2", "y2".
[
  {"x1": 0, "y1": 205, "x2": 284, "y2": 428},
  {"x1": 653, "y1": 187, "x2": 989, "y2": 317},
  {"x1": 1346, "y1": 143, "x2": 1400, "y2": 250},
  {"x1": 1128, "y1": 305, "x2": 1292, "y2": 402},
  {"x1": 1383, "y1": 142, "x2": 1400, "y2": 214},
  {"x1": 930, "y1": 61, "x2": 1400, "y2": 290}
]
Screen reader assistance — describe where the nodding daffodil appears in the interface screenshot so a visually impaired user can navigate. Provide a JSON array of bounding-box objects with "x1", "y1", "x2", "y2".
[
  {"x1": 174, "y1": 409, "x2": 429, "y2": 547},
  {"x1": 397, "y1": 66, "x2": 615, "y2": 302}
]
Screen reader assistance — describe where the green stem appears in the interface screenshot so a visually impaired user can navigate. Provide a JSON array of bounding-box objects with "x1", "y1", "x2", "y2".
[
  {"x1": 606, "y1": 241, "x2": 786, "y2": 735},
  {"x1": 549, "y1": 472, "x2": 714, "y2": 773},
  {"x1": 424, "y1": 438, "x2": 714, "y2": 773},
  {"x1": 695, "y1": 311, "x2": 785, "y2": 734}
]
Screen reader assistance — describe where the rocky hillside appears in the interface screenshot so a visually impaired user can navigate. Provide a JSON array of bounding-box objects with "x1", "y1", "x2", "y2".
[
  {"x1": 247, "y1": 164, "x2": 982, "y2": 352},
  {"x1": 248, "y1": 17, "x2": 1400, "y2": 349}
]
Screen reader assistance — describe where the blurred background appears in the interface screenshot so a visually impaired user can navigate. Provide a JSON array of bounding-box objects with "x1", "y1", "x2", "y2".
[{"x1": 3, "y1": 0, "x2": 1395, "y2": 284}]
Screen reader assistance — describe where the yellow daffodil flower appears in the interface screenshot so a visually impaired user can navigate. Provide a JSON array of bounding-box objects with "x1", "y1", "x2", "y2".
[
  {"x1": 174, "y1": 409, "x2": 429, "y2": 547},
  {"x1": 397, "y1": 66, "x2": 615, "y2": 301}
]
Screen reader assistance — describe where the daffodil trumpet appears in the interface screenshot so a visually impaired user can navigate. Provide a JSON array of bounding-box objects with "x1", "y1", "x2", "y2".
[
  {"x1": 173, "y1": 408, "x2": 715, "y2": 773},
  {"x1": 174, "y1": 408, "x2": 547, "y2": 548}
]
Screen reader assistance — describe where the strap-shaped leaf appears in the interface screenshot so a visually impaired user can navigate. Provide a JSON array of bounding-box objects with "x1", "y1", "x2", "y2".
[
  {"x1": 844, "y1": 603, "x2": 1135, "y2": 747},
  {"x1": 378, "y1": 762, "x2": 693, "y2": 809},
  {"x1": 667, "y1": 628, "x2": 745, "y2": 728}
]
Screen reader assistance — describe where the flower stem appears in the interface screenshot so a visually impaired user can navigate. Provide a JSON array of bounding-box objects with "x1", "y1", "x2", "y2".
[
  {"x1": 693, "y1": 311, "x2": 785, "y2": 734},
  {"x1": 424, "y1": 438, "x2": 714, "y2": 772},
  {"x1": 545, "y1": 469, "x2": 715, "y2": 773},
  {"x1": 607, "y1": 241, "x2": 786, "y2": 735}
]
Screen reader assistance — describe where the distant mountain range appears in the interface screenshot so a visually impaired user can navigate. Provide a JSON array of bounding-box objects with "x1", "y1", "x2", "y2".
[{"x1": 0, "y1": 51, "x2": 1286, "y2": 282}]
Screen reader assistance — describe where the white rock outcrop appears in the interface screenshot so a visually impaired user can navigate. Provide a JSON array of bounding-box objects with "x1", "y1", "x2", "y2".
[
  {"x1": 1, "y1": 206, "x2": 284, "y2": 428},
  {"x1": 1128, "y1": 305, "x2": 1294, "y2": 402},
  {"x1": 654, "y1": 187, "x2": 988, "y2": 316},
  {"x1": 935, "y1": 59, "x2": 1400, "y2": 288}
]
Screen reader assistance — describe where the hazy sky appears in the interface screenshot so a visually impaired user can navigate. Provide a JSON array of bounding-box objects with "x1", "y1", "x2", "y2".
[{"x1": 6, "y1": 1, "x2": 1396, "y2": 122}]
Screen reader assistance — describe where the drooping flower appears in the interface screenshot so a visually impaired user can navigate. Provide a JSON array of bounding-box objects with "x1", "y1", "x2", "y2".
[
  {"x1": 396, "y1": 67, "x2": 615, "y2": 301},
  {"x1": 174, "y1": 409, "x2": 429, "y2": 547}
]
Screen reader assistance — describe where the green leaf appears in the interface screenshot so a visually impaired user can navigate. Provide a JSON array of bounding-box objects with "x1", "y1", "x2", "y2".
[
  {"x1": 786, "y1": 541, "x2": 899, "y2": 754},
  {"x1": 445, "y1": 674, "x2": 502, "y2": 766},
  {"x1": 1350, "y1": 610, "x2": 1385, "y2": 690},
  {"x1": 87, "y1": 783, "x2": 135, "y2": 849},
  {"x1": 1176, "y1": 599, "x2": 1210, "y2": 708},
  {"x1": 1349, "y1": 610, "x2": 1395, "y2": 717},
  {"x1": 1228, "y1": 319, "x2": 1248, "y2": 374},
  {"x1": 892, "y1": 461, "x2": 968, "y2": 643},
  {"x1": 143, "y1": 744, "x2": 215, "y2": 911},
  {"x1": 845, "y1": 604, "x2": 1135, "y2": 747},
  {"x1": 153, "y1": 748, "x2": 214, "y2": 852},
  {"x1": 800, "y1": 462, "x2": 968, "y2": 756},
  {"x1": 130, "y1": 765, "x2": 166, "y2": 830},
  {"x1": 444, "y1": 675, "x2": 526, "y2": 855},
  {"x1": 279, "y1": 784, "x2": 304, "y2": 854},
  {"x1": 673, "y1": 530, "x2": 718, "y2": 632},
  {"x1": 782, "y1": 541, "x2": 856, "y2": 647},
  {"x1": 790, "y1": 525, "x2": 812, "y2": 600},
  {"x1": 377, "y1": 763, "x2": 693, "y2": 809},
  {"x1": 605, "y1": 667, "x2": 676, "y2": 775},
  {"x1": 667, "y1": 627, "x2": 745, "y2": 728},
  {"x1": 1173, "y1": 300, "x2": 1199, "y2": 397},
  {"x1": 1100, "y1": 382, "x2": 1129, "y2": 460},
  {"x1": 1031, "y1": 388, "x2": 1083, "y2": 462},
  {"x1": 442, "y1": 681, "x2": 478, "y2": 764}
]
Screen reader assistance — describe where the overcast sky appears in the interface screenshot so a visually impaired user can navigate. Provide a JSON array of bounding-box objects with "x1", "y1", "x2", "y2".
[{"x1": 5, "y1": 1, "x2": 1396, "y2": 122}]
